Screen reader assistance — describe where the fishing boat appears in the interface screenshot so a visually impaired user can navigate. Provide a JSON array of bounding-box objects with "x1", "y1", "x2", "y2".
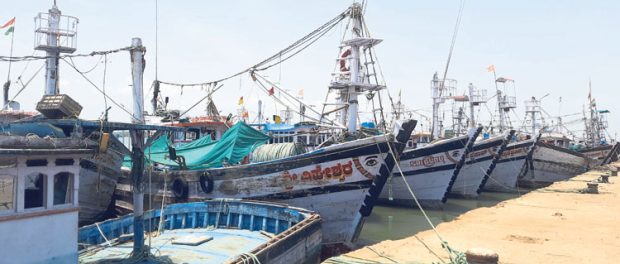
[
  {"x1": 519, "y1": 141, "x2": 589, "y2": 187},
  {"x1": 0, "y1": 134, "x2": 95, "y2": 263},
  {"x1": 379, "y1": 131, "x2": 477, "y2": 208},
  {"x1": 116, "y1": 120, "x2": 415, "y2": 246},
  {"x1": 482, "y1": 136, "x2": 539, "y2": 192},
  {"x1": 518, "y1": 97, "x2": 590, "y2": 187},
  {"x1": 577, "y1": 87, "x2": 619, "y2": 166},
  {"x1": 0, "y1": 3, "x2": 134, "y2": 225},
  {"x1": 448, "y1": 131, "x2": 513, "y2": 198},
  {"x1": 79, "y1": 200, "x2": 322, "y2": 264},
  {"x1": 114, "y1": 3, "x2": 417, "y2": 249},
  {"x1": 0, "y1": 118, "x2": 126, "y2": 225}
]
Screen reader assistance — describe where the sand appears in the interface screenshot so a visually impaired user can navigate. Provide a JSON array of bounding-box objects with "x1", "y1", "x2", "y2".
[{"x1": 327, "y1": 163, "x2": 620, "y2": 264}]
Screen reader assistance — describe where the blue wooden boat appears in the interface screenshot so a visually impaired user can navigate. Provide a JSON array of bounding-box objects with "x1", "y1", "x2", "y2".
[{"x1": 78, "y1": 199, "x2": 321, "y2": 263}]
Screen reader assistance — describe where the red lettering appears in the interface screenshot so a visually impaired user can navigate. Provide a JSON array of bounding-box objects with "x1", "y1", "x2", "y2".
[
  {"x1": 302, "y1": 171, "x2": 312, "y2": 181},
  {"x1": 332, "y1": 164, "x2": 342, "y2": 177},
  {"x1": 324, "y1": 167, "x2": 332, "y2": 178},
  {"x1": 311, "y1": 165, "x2": 323, "y2": 180},
  {"x1": 343, "y1": 161, "x2": 353, "y2": 175}
]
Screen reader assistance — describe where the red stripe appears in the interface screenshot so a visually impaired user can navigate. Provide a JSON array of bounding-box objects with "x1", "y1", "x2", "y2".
[{"x1": 1, "y1": 17, "x2": 15, "y2": 29}]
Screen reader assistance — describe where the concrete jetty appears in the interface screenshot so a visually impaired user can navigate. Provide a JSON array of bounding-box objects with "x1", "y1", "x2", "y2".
[{"x1": 326, "y1": 163, "x2": 620, "y2": 263}]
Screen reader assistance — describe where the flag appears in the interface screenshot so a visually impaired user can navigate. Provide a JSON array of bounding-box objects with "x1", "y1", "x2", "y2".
[
  {"x1": 487, "y1": 64, "x2": 495, "y2": 72},
  {"x1": 238, "y1": 96, "x2": 244, "y2": 105},
  {"x1": 268, "y1": 87, "x2": 275, "y2": 96},
  {"x1": 298, "y1": 89, "x2": 304, "y2": 98},
  {"x1": 1, "y1": 17, "x2": 15, "y2": 36}
]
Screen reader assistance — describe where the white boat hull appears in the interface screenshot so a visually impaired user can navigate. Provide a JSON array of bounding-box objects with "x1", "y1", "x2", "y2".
[
  {"x1": 379, "y1": 168, "x2": 455, "y2": 208},
  {"x1": 449, "y1": 134, "x2": 510, "y2": 198},
  {"x1": 484, "y1": 139, "x2": 535, "y2": 192},
  {"x1": 378, "y1": 129, "x2": 481, "y2": 208}
]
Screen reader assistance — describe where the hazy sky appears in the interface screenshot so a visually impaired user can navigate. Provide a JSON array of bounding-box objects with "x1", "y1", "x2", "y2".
[{"x1": 1, "y1": 1, "x2": 618, "y2": 139}]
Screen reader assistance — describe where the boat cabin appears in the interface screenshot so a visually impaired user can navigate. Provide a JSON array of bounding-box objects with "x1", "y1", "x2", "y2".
[{"x1": 0, "y1": 148, "x2": 93, "y2": 263}]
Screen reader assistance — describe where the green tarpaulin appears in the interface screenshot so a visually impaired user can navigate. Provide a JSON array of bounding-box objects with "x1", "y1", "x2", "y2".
[{"x1": 124, "y1": 122, "x2": 270, "y2": 170}]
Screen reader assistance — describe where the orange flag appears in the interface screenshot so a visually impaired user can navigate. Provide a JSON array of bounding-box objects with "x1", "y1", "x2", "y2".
[{"x1": 487, "y1": 64, "x2": 495, "y2": 72}]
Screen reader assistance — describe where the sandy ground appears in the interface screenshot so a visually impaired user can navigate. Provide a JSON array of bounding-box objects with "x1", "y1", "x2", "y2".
[{"x1": 327, "y1": 163, "x2": 620, "y2": 264}]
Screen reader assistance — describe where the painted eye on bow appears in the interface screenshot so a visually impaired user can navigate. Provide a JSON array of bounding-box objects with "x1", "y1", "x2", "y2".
[
  {"x1": 452, "y1": 151, "x2": 460, "y2": 157},
  {"x1": 365, "y1": 159, "x2": 378, "y2": 167}
]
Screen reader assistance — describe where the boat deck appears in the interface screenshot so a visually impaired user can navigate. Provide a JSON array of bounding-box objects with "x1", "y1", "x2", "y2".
[{"x1": 79, "y1": 228, "x2": 271, "y2": 263}]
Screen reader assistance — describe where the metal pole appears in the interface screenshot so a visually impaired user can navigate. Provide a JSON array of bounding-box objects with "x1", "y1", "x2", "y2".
[
  {"x1": 468, "y1": 83, "x2": 476, "y2": 128},
  {"x1": 4, "y1": 19, "x2": 15, "y2": 107},
  {"x1": 493, "y1": 71, "x2": 505, "y2": 132},
  {"x1": 130, "y1": 37, "x2": 146, "y2": 255},
  {"x1": 346, "y1": 6, "x2": 362, "y2": 132},
  {"x1": 45, "y1": 5, "x2": 61, "y2": 95}
]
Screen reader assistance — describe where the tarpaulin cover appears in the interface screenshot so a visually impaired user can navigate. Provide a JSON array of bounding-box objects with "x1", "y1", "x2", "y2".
[{"x1": 124, "y1": 122, "x2": 269, "y2": 169}]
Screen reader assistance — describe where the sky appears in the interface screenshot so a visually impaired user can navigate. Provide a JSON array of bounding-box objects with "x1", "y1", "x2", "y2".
[{"x1": 0, "y1": 1, "x2": 618, "y2": 139}]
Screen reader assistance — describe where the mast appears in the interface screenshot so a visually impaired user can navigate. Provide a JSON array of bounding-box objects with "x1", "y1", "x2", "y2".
[
  {"x1": 34, "y1": 1, "x2": 78, "y2": 95},
  {"x1": 524, "y1": 96, "x2": 541, "y2": 136},
  {"x1": 129, "y1": 37, "x2": 146, "y2": 255},
  {"x1": 430, "y1": 73, "x2": 456, "y2": 139},
  {"x1": 345, "y1": 4, "x2": 363, "y2": 132},
  {"x1": 329, "y1": 3, "x2": 383, "y2": 133},
  {"x1": 494, "y1": 76, "x2": 517, "y2": 132}
]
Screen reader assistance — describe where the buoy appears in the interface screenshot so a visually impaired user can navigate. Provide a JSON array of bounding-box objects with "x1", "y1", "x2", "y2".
[{"x1": 465, "y1": 248, "x2": 499, "y2": 264}]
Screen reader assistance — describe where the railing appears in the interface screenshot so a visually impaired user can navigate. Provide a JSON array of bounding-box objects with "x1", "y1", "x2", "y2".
[
  {"x1": 500, "y1": 96, "x2": 517, "y2": 109},
  {"x1": 34, "y1": 12, "x2": 78, "y2": 53}
]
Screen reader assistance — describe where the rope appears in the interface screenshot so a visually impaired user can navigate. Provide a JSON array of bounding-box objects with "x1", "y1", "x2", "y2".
[
  {"x1": 95, "y1": 222, "x2": 112, "y2": 247},
  {"x1": 0, "y1": 46, "x2": 134, "y2": 62},
  {"x1": 237, "y1": 252, "x2": 261, "y2": 264},
  {"x1": 379, "y1": 126, "x2": 467, "y2": 263}
]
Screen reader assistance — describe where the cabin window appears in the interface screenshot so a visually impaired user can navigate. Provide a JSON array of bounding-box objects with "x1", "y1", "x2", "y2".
[
  {"x1": 26, "y1": 159, "x2": 48, "y2": 167},
  {"x1": 24, "y1": 173, "x2": 46, "y2": 209},
  {"x1": 53, "y1": 172, "x2": 73, "y2": 205},
  {"x1": 0, "y1": 175, "x2": 15, "y2": 212},
  {"x1": 186, "y1": 131, "x2": 198, "y2": 141},
  {"x1": 55, "y1": 158, "x2": 75, "y2": 166}
]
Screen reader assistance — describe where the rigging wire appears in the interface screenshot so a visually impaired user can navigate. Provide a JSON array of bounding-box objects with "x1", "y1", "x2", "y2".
[
  {"x1": 431, "y1": 0, "x2": 466, "y2": 138},
  {"x1": 160, "y1": 7, "x2": 350, "y2": 117},
  {"x1": 0, "y1": 62, "x2": 46, "y2": 110},
  {"x1": 62, "y1": 58, "x2": 138, "y2": 121},
  {"x1": 68, "y1": 55, "x2": 104, "y2": 74},
  {"x1": 102, "y1": 54, "x2": 109, "y2": 120}
]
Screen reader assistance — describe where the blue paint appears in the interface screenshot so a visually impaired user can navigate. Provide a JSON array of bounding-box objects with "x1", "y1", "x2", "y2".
[{"x1": 79, "y1": 199, "x2": 316, "y2": 263}]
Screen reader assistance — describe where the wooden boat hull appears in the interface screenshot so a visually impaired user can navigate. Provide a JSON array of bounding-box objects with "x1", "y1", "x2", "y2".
[
  {"x1": 77, "y1": 136, "x2": 124, "y2": 225},
  {"x1": 579, "y1": 144, "x2": 617, "y2": 166},
  {"x1": 80, "y1": 200, "x2": 322, "y2": 264},
  {"x1": 114, "y1": 120, "x2": 417, "y2": 246},
  {"x1": 519, "y1": 142, "x2": 589, "y2": 187}
]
